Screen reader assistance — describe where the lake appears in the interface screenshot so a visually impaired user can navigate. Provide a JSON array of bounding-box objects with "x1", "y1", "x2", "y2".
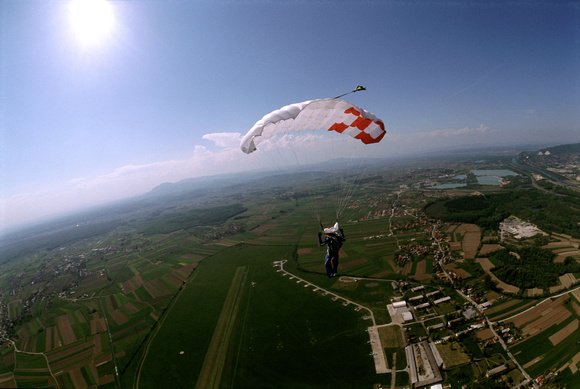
[
  {"x1": 472, "y1": 169, "x2": 517, "y2": 185},
  {"x1": 428, "y1": 169, "x2": 517, "y2": 189}
]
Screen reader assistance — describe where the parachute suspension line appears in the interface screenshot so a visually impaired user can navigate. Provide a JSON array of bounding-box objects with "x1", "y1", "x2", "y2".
[
  {"x1": 331, "y1": 138, "x2": 370, "y2": 223},
  {"x1": 285, "y1": 136, "x2": 326, "y2": 227},
  {"x1": 326, "y1": 124, "x2": 352, "y2": 224},
  {"x1": 324, "y1": 127, "x2": 340, "y2": 223},
  {"x1": 283, "y1": 134, "x2": 327, "y2": 226},
  {"x1": 251, "y1": 140, "x2": 288, "y2": 177},
  {"x1": 240, "y1": 96, "x2": 386, "y2": 231},
  {"x1": 326, "y1": 88, "x2": 371, "y2": 223},
  {"x1": 327, "y1": 127, "x2": 347, "y2": 221},
  {"x1": 336, "y1": 158, "x2": 366, "y2": 222},
  {"x1": 341, "y1": 159, "x2": 368, "y2": 221},
  {"x1": 334, "y1": 85, "x2": 366, "y2": 99}
]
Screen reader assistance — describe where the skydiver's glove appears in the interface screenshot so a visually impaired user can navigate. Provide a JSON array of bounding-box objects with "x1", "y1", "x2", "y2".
[
  {"x1": 318, "y1": 232, "x2": 322, "y2": 238},
  {"x1": 339, "y1": 228, "x2": 344, "y2": 233}
]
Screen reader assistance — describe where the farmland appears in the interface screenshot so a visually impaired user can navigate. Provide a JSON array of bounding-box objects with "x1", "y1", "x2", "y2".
[{"x1": 1, "y1": 148, "x2": 580, "y2": 388}]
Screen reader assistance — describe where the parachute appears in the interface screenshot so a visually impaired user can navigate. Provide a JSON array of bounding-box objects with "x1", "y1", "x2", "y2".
[
  {"x1": 240, "y1": 95, "x2": 386, "y2": 225},
  {"x1": 240, "y1": 99, "x2": 385, "y2": 154}
]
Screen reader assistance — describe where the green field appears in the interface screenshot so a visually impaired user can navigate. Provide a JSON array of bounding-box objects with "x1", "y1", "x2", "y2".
[
  {"x1": 133, "y1": 244, "x2": 379, "y2": 388},
  {"x1": 510, "y1": 314, "x2": 580, "y2": 377}
]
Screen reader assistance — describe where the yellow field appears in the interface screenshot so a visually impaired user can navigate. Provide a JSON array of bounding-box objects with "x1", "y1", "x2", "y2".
[{"x1": 549, "y1": 319, "x2": 579, "y2": 346}]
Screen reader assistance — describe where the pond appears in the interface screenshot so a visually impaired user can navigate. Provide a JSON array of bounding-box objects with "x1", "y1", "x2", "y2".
[
  {"x1": 472, "y1": 169, "x2": 518, "y2": 177},
  {"x1": 428, "y1": 169, "x2": 517, "y2": 189},
  {"x1": 472, "y1": 169, "x2": 517, "y2": 185}
]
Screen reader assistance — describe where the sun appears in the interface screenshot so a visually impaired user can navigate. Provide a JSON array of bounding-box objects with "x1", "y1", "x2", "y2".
[{"x1": 68, "y1": 0, "x2": 115, "y2": 46}]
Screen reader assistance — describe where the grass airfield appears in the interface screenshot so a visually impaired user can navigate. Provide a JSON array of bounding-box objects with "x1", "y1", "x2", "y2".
[
  {"x1": 133, "y1": 243, "x2": 380, "y2": 389},
  {"x1": 128, "y1": 192, "x2": 410, "y2": 388}
]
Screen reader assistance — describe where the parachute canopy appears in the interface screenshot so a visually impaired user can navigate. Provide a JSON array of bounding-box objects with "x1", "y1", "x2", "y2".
[
  {"x1": 240, "y1": 99, "x2": 385, "y2": 154},
  {"x1": 324, "y1": 222, "x2": 340, "y2": 234}
]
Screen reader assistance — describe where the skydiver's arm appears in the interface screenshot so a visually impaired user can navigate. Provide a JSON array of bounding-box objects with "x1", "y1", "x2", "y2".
[
  {"x1": 339, "y1": 228, "x2": 345, "y2": 240},
  {"x1": 318, "y1": 232, "x2": 325, "y2": 246}
]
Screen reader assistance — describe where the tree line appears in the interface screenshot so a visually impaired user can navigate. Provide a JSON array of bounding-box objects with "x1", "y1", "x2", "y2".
[
  {"x1": 489, "y1": 247, "x2": 580, "y2": 290},
  {"x1": 135, "y1": 203, "x2": 248, "y2": 235},
  {"x1": 424, "y1": 189, "x2": 580, "y2": 238}
]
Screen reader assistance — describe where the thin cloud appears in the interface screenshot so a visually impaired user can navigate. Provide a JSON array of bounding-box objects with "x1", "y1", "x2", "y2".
[
  {"x1": 387, "y1": 125, "x2": 491, "y2": 141},
  {"x1": 202, "y1": 132, "x2": 242, "y2": 148},
  {"x1": 0, "y1": 143, "x2": 258, "y2": 230},
  {"x1": 512, "y1": 108, "x2": 537, "y2": 118},
  {"x1": 444, "y1": 65, "x2": 503, "y2": 101},
  {"x1": 256, "y1": 133, "x2": 326, "y2": 152},
  {"x1": 423, "y1": 124, "x2": 490, "y2": 137}
]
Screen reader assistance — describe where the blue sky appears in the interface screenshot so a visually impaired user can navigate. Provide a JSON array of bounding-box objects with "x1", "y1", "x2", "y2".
[{"x1": 1, "y1": 0, "x2": 578, "y2": 230}]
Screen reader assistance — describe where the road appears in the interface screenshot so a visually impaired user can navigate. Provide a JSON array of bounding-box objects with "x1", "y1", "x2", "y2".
[
  {"x1": 455, "y1": 288, "x2": 535, "y2": 388},
  {"x1": 431, "y1": 225, "x2": 536, "y2": 388},
  {"x1": 100, "y1": 293, "x2": 121, "y2": 389},
  {"x1": 431, "y1": 225, "x2": 454, "y2": 285},
  {"x1": 389, "y1": 191, "x2": 402, "y2": 248},
  {"x1": 0, "y1": 337, "x2": 60, "y2": 389},
  {"x1": 512, "y1": 157, "x2": 580, "y2": 189}
]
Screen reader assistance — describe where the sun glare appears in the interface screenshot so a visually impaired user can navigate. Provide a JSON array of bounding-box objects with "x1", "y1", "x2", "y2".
[{"x1": 68, "y1": 0, "x2": 115, "y2": 46}]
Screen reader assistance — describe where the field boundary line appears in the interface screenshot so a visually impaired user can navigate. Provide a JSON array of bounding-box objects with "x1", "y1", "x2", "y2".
[
  {"x1": 134, "y1": 271, "x2": 200, "y2": 389},
  {"x1": 194, "y1": 266, "x2": 248, "y2": 389},
  {"x1": 0, "y1": 338, "x2": 60, "y2": 389},
  {"x1": 500, "y1": 285, "x2": 580, "y2": 323}
]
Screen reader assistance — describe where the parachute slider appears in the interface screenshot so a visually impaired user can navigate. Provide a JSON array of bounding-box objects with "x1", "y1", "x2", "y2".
[{"x1": 324, "y1": 222, "x2": 340, "y2": 234}]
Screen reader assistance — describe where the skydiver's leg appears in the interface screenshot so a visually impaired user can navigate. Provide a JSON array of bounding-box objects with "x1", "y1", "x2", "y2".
[
  {"x1": 324, "y1": 255, "x2": 333, "y2": 277},
  {"x1": 332, "y1": 256, "x2": 339, "y2": 275}
]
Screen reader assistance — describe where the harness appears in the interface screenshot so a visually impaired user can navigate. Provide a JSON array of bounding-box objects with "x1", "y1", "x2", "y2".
[{"x1": 325, "y1": 235, "x2": 342, "y2": 256}]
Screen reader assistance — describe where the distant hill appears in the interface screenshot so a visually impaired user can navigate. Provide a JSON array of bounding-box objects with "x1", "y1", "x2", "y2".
[
  {"x1": 516, "y1": 142, "x2": 580, "y2": 186},
  {"x1": 0, "y1": 169, "x2": 322, "y2": 263},
  {"x1": 539, "y1": 143, "x2": 580, "y2": 155},
  {"x1": 518, "y1": 142, "x2": 580, "y2": 159},
  {"x1": 145, "y1": 172, "x2": 263, "y2": 197},
  {"x1": 142, "y1": 158, "x2": 390, "y2": 199}
]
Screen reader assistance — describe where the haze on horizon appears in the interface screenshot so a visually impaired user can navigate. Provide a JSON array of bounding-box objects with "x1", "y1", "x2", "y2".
[{"x1": 1, "y1": 0, "x2": 578, "y2": 232}]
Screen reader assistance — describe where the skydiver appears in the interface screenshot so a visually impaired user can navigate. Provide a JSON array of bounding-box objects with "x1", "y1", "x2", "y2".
[{"x1": 318, "y1": 225, "x2": 346, "y2": 278}]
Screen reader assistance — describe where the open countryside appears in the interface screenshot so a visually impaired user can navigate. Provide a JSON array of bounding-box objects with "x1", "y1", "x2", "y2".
[{"x1": 1, "y1": 144, "x2": 580, "y2": 388}]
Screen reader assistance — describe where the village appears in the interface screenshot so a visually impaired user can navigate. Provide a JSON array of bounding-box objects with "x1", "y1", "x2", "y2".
[
  {"x1": 341, "y1": 183, "x2": 580, "y2": 388},
  {"x1": 384, "y1": 280, "x2": 524, "y2": 388},
  {"x1": 0, "y1": 241, "x2": 149, "y2": 340}
]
